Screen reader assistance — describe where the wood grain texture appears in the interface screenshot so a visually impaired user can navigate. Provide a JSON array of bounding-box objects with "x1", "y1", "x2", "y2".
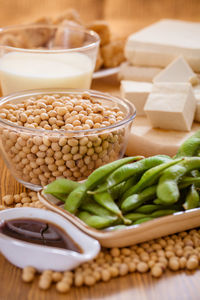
[{"x1": 0, "y1": 0, "x2": 200, "y2": 299}]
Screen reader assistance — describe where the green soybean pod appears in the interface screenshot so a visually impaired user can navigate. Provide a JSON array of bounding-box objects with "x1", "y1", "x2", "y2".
[
  {"x1": 151, "y1": 209, "x2": 177, "y2": 218},
  {"x1": 94, "y1": 191, "x2": 122, "y2": 216},
  {"x1": 124, "y1": 212, "x2": 148, "y2": 222},
  {"x1": 179, "y1": 176, "x2": 200, "y2": 189},
  {"x1": 133, "y1": 217, "x2": 154, "y2": 225},
  {"x1": 94, "y1": 192, "x2": 131, "y2": 225},
  {"x1": 93, "y1": 155, "x2": 172, "y2": 194},
  {"x1": 85, "y1": 156, "x2": 143, "y2": 190},
  {"x1": 64, "y1": 183, "x2": 87, "y2": 214},
  {"x1": 183, "y1": 185, "x2": 200, "y2": 210},
  {"x1": 122, "y1": 158, "x2": 182, "y2": 200},
  {"x1": 44, "y1": 178, "x2": 80, "y2": 195},
  {"x1": 157, "y1": 157, "x2": 200, "y2": 205},
  {"x1": 109, "y1": 181, "x2": 126, "y2": 200},
  {"x1": 51, "y1": 193, "x2": 68, "y2": 202},
  {"x1": 135, "y1": 204, "x2": 160, "y2": 214},
  {"x1": 80, "y1": 198, "x2": 117, "y2": 218},
  {"x1": 174, "y1": 129, "x2": 200, "y2": 158},
  {"x1": 121, "y1": 185, "x2": 157, "y2": 213},
  {"x1": 78, "y1": 211, "x2": 117, "y2": 229}
]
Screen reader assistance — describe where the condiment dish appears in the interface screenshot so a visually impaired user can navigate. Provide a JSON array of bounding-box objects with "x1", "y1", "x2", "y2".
[{"x1": 0, "y1": 207, "x2": 100, "y2": 271}]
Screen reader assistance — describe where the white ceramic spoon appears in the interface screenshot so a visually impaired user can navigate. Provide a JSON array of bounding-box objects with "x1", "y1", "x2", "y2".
[{"x1": 0, "y1": 207, "x2": 100, "y2": 272}]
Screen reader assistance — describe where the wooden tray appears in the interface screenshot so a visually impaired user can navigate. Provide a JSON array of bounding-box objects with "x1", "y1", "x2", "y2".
[{"x1": 38, "y1": 191, "x2": 200, "y2": 248}]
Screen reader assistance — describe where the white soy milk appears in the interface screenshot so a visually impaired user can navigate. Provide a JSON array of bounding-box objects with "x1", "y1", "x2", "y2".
[{"x1": 0, "y1": 52, "x2": 93, "y2": 95}]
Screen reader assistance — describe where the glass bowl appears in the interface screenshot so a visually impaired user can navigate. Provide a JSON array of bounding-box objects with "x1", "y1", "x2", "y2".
[
  {"x1": 0, "y1": 89, "x2": 136, "y2": 191},
  {"x1": 0, "y1": 24, "x2": 100, "y2": 95}
]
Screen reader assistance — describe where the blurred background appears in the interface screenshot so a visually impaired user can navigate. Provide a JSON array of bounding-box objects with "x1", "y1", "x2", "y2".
[{"x1": 0, "y1": 0, "x2": 199, "y2": 37}]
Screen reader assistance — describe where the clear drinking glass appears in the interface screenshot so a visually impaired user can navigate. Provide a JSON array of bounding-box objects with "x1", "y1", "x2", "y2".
[{"x1": 0, "y1": 24, "x2": 100, "y2": 95}]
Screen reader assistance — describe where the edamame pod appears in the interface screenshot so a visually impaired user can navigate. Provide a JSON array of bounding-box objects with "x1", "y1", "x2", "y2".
[
  {"x1": 93, "y1": 155, "x2": 172, "y2": 193},
  {"x1": 183, "y1": 185, "x2": 200, "y2": 210},
  {"x1": 157, "y1": 157, "x2": 200, "y2": 205},
  {"x1": 78, "y1": 211, "x2": 117, "y2": 229},
  {"x1": 94, "y1": 192, "x2": 131, "y2": 225},
  {"x1": 94, "y1": 192, "x2": 122, "y2": 216},
  {"x1": 85, "y1": 156, "x2": 143, "y2": 190},
  {"x1": 123, "y1": 158, "x2": 182, "y2": 200},
  {"x1": 44, "y1": 178, "x2": 80, "y2": 195},
  {"x1": 124, "y1": 212, "x2": 148, "y2": 222},
  {"x1": 133, "y1": 217, "x2": 154, "y2": 225},
  {"x1": 175, "y1": 129, "x2": 200, "y2": 158},
  {"x1": 150, "y1": 209, "x2": 177, "y2": 218},
  {"x1": 80, "y1": 198, "x2": 118, "y2": 219},
  {"x1": 121, "y1": 185, "x2": 157, "y2": 212},
  {"x1": 135, "y1": 204, "x2": 160, "y2": 214},
  {"x1": 64, "y1": 183, "x2": 87, "y2": 214}
]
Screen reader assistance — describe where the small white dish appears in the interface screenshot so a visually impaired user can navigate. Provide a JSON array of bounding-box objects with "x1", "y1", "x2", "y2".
[{"x1": 0, "y1": 208, "x2": 100, "y2": 272}]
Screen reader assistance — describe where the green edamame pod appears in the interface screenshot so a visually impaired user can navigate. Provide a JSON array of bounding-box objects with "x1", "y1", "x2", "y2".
[
  {"x1": 133, "y1": 217, "x2": 154, "y2": 225},
  {"x1": 151, "y1": 209, "x2": 177, "y2": 218},
  {"x1": 175, "y1": 129, "x2": 200, "y2": 158},
  {"x1": 183, "y1": 185, "x2": 200, "y2": 210},
  {"x1": 123, "y1": 158, "x2": 182, "y2": 200},
  {"x1": 51, "y1": 192, "x2": 68, "y2": 202},
  {"x1": 93, "y1": 155, "x2": 172, "y2": 193},
  {"x1": 109, "y1": 181, "x2": 126, "y2": 200},
  {"x1": 80, "y1": 198, "x2": 117, "y2": 219},
  {"x1": 85, "y1": 156, "x2": 143, "y2": 190},
  {"x1": 124, "y1": 212, "x2": 148, "y2": 222},
  {"x1": 135, "y1": 204, "x2": 159, "y2": 214},
  {"x1": 94, "y1": 192, "x2": 131, "y2": 225},
  {"x1": 179, "y1": 176, "x2": 200, "y2": 189},
  {"x1": 64, "y1": 183, "x2": 87, "y2": 214},
  {"x1": 121, "y1": 185, "x2": 157, "y2": 212},
  {"x1": 94, "y1": 192, "x2": 122, "y2": 216},
  {"x1": 44, "y1": 178, "x2": 80, "y2": 195},
  {"x1": 157, "y1": 157, "x2": 200, "y2": 205},
  {"x1": 78, "y1": 211, "x2": 117, "y2": 229}
]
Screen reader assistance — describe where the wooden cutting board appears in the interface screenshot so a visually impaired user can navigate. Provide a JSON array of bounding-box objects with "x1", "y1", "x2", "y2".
[{"x1": 125, "y1": 116, "x2": 200, "y2": 157}]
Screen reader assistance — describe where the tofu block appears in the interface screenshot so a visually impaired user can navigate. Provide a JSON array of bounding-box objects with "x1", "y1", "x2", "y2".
[
  {"x1": 153, "y1": 56, "x2": 197, "y2": 84},
  {"x1": 120, "y1": 80, "x2": 152, "y2": 116},
  {"x1": 125, "y1": 19, "x2": 200, "y2": 72},
  {"x1": 193, "y1": 84, "x2": 200, "y2": 122},
  {"x1": 118, "y1": 62, "x2": 161, "y2": 82},
  {"x1": 144, "y1": 83, "x2": 196, "y2": 131},
  {"x1": 121, "y1": 80, "x2": 152, "y2": 116}
]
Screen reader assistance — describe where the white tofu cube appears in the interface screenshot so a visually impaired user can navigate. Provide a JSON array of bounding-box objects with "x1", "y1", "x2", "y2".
[
  {"x1": 144, "y1": 83, "x2": 196, "y2": 131},
  {"x1": 120, "y1": 80, "x2": 152, "y2": 115},
  {"x1": 125, "y1": 19, "x2": 200, "y2": 72},
  {"x1": 118, "y1": 62, "x2": 161, "y2": 82},
  {"x1": 153, "y1": 56, "x2": 197, "y2": 84}
]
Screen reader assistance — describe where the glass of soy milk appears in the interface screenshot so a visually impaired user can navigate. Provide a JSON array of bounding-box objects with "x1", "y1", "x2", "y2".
[{"x1": 0, "y1": 24, "x2": 100, "y2": 95}]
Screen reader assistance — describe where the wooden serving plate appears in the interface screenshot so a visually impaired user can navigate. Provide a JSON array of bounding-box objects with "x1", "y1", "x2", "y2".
[
  {"x1": 38, "y1": 191, "x2": 200, "y2": 248},
  {"x1": 126, "y1": 116, "x2": 200, "y2": 157}
]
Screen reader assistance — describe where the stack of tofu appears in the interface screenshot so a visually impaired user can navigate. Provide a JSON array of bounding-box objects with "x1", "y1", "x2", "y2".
[{"x1": 120, "y1": 19, "x2": 200, "y2": 132}]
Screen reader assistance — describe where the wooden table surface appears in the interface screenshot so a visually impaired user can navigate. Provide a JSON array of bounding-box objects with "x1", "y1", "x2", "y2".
[{"x1": 0, "y1": 1, "x2": 200, "y2": 298}]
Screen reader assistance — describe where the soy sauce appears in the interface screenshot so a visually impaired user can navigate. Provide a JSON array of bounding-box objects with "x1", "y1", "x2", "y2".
[{"x1": 0, "y1": 219, "x2": 82, "y2": 253}]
